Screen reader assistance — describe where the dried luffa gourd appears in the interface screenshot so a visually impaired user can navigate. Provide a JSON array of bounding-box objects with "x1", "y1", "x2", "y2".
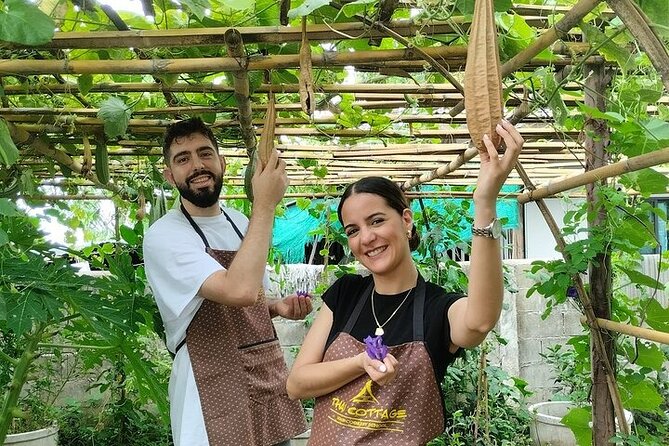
[
  {"x1": 244, "y1": 91, "x2": 277, "y2": 201},
  {"x1": 464, "y1": 0, "x2": 503, "y2": 156},
  {"x1": 299, "y1": 17, "x2": 315, "y2": 117}
]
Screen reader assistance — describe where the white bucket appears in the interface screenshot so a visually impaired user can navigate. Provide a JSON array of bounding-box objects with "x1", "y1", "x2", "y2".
[
  {"x1": 528, "y1": 401, "x2": 633, "y2": 446},
  {"x1": 5, "y1": 426, "x2": 58, "y2": 446}
]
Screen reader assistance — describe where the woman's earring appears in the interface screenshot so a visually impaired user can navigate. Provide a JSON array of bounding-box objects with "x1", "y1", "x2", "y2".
[{"x1": 407, "y1": 230, "x2": 412, "y2": 239}]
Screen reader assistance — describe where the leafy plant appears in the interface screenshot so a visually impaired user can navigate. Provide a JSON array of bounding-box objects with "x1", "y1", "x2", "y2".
[
  {"x1": 0, "y1": 200, "x2": 168, "y2": 444},
  {"x1": 429, "y1": 345, "x2": 533, "y2": 446}
]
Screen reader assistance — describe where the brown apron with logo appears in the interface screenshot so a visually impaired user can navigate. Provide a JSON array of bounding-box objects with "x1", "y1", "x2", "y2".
[
  {"x1": 177, "y1": 205, "x2": 307, "y2": 446},
  {"x1": 309, "y1": 277, "x2": 445, "y2": 446}
]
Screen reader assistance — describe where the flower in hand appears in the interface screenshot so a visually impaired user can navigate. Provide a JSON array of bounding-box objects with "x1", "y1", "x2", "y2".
[{"x1": 364, "y1": 335, "x2": 388, "y2": 361}]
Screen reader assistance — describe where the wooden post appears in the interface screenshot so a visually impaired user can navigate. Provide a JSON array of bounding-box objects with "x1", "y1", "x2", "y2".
[
  {"x1": 584, "y1": 61, "x2": 618, "y2": 444},
  {"x1": 225, "y1": 29, "x2": 256, "y2": 152}
]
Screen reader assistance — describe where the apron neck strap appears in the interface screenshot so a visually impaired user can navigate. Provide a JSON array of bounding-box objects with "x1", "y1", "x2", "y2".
[
  {"x1": 180, "y1": 202, "x2": 244, "y2": 248},
  {"x1": 343, "y1": 273, "x2": 426, "y2": 341}
]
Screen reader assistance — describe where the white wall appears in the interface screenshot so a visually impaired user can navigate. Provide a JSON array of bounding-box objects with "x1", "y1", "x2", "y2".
[{"x1": 523, "y1": 198, "x2": 586, "y2": 259}]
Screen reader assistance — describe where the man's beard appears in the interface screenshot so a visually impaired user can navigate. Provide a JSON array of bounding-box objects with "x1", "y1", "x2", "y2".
[{"x1": 176, "y1": 170, "x2": 224, "y2": 208}]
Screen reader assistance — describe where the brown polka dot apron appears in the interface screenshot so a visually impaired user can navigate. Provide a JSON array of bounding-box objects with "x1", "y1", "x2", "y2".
[
  {"x1": 177, "y1": 204, "x2": 307, "y2": 446},
  {"x1": 309, "y1": 277, "x2": 445, "y2": 446}
]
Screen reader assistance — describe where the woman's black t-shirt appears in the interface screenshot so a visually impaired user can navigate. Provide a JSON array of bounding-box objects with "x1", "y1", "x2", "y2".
[{"x1": 322, "y1": 274, "x2": 464, "y2": 384}]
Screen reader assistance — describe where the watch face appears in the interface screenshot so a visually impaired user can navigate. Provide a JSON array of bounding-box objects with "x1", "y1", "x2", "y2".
[{"x1": 491, "y1": 219, "x2": 502, "y2": 239}]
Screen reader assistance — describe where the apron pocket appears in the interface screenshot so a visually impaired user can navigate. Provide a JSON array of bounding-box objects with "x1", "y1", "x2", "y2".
[{"x1": 239, "y1": 338, "x2": 288, "y2": 403}]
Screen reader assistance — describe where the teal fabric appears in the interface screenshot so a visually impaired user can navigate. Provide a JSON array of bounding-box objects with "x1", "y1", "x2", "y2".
[{"x1": 272, "y1": 186, "x2": 520, "y2": 264}]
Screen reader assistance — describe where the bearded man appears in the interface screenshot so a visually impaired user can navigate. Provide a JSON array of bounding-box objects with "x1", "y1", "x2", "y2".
[{"x1": 143, "y1": 118, "x2": 310, "y2": 446}]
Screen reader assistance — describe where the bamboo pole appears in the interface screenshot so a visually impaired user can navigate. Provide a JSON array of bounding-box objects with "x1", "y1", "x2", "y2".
[
  {"x1": 606, "y1": 0, "x2": 669, "y2": 93},
  {"x1": 0, "y1": 78, "x2": 587, "y2": 96},
  {"x1": 9, "y1": 122, "x2": 582, "y2": 139},
  {"x1": 580, "y1": 317, "x2": 669, "y2": 346},
  {"x1": 0, "y1": 46, "x2": 466, "y2": 75},
  {"x1": 1, "y1": 21, "x2": 460, "y2": 50},
  {"x1": 330, "y1": 1, "x2": 465, "y2": 95},
  {"x1": 5, "y1": 122, "x2": 126, "y2": 198},
  {"x1": 22, "y1": 190, "x2": 522, "y2": 201},
  {"x1": 517, "y1": 147, "x2": 669, "y2": 203},
  {"x1": 225, "y1": 29, "x2": 256, "y2": 151}
]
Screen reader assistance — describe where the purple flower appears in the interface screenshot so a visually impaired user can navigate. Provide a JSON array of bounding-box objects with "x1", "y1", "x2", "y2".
[
  {"x1": 296, "y1": 290, "x2": 310, "y2": 298},
  {"x1": 364, "y1": 335, "x2": 388, "y2": 361}
]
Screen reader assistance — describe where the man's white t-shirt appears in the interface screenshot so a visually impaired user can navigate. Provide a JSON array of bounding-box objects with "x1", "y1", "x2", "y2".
[{"x1": 143, "y1": 206, "x2": 261, "y2": 446}]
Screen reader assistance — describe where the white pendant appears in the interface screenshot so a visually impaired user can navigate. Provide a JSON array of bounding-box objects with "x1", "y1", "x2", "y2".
[{"x1": 375, "y1": 327, "x2": 384, "y2": 336}]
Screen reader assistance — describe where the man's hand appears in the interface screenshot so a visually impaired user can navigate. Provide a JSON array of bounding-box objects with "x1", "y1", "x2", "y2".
[{"x1": 269, "y1": 293, "x2": 313, "y2": 320}]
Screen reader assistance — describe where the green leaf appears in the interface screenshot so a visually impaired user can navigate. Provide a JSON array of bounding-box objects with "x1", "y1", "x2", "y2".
[
  {"x1": 580, "y1": 22, "x2": 633, "y2": 73},
  {"x1": 288, "y1": 0, "x2": 331, "y2": 19},
  {"x1": 120, "y1": 225, "x2": 138, "y2": 245},
  {"x1": 0, "y1": 0, "x2": 55, "y2": 45},
  {"x1": 0, "y1": 119, "x2": 19, "y2": 167},
  {"x1": 618, "y1": 266, "x2": 665, "y2": 290},
  {"x1": 339, "y1": 0, "x2": 376, "y2": 18},
  {"x1": 621, "y1": 168, "x2": 669, "y2": 198},
  {"x1": 623, "y1": 342, "x2": 665, "y2": 371},
  {"x1": 297, "y1": 158, "x2": 318, "y2": 168},
  {"x1": 97, "y1": 97, "x2": 132, "y2": 139},
  {"x1": 643, "y1": 118, "x2": 669, "y2": 143},
  {"x1": 619, "y1": 378, "x2": 663, "y2": 411},
  {"x1": 645, "y1": 299, "x2": 669, "y2": 332},
  {"x1": 180, "y1": 0, "x2": 212, "y2": 20},
  {"x1": 313, "y1": 166, "x2": 328, "y2": 178},
  {"x1": 0, "y1": 294, "x2": 6, "y2": 322},
  {"x1": 638, "y1": 0, "x2": 669, "y2": 38},
  {"x1": 220, "y1": 0, "x2": 254, "y2": 10},
  {"x1": 0, "y1": 198, "x2": 19, "y2": 216},
  {"x1": 77, "y1": 74, "x2": 94, "y2": 95},
  {"x1": 561, "y1": 407, "x2": 592, "y2": 446},
  {"x1": 0, "y1": 228, "x2": 8, "y2": 247}
]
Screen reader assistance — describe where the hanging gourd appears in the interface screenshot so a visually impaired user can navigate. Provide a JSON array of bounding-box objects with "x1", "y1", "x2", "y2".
[
  {"x1": 464, "y1": 0, "x2": 503, "y2": 157},
  {"x1": 244, "y1": 91, "x2": 277, "y2": 201},
  {"x1": 81, "y1": 135, "x2": 93, "y2": 177},
  {"x1": 299, "y1": 17, "x2": 315, "y2": 117}
]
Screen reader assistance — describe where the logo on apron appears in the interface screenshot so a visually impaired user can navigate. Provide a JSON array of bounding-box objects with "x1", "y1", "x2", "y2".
[{"x1": 328, "y1": 379, "x2": 407, "y2": 433}]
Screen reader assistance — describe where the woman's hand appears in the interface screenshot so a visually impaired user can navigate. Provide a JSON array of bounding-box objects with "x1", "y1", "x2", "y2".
[
  {"x1": 474, "y1": 120, "x2": 524, "y2": 203},
  {"x1": 358, "y1": 352, "x2": 399, "y2": 386}
]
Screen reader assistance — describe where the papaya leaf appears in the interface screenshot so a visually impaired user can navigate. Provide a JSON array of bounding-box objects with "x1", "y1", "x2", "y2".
[
  {"x1": 0, "y1": 0, "x2": 55, "y2": 45},
  {"x1": 0, "y1": 119, "x2": 19, "y2": 167},
  {"x1": 97, "y1": 97, "x2": 132, "y2": 139},
  {"x1": 288, "y1": 0, "x2": 331, "y2": 19}
]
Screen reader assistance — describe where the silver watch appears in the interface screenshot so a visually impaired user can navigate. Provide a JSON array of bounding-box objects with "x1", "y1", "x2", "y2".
[{"x1": 472, "y1": 218, "x2": 502, "y2": 239}]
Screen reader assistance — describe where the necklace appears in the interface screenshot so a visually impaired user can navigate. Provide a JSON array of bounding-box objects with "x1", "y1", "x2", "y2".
[{"x1": 371, "y1": 287, "x2": 414, "y2": 336}]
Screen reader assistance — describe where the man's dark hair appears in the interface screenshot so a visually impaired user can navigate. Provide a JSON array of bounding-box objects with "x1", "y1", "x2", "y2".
[
  {"x1": 162, "y1": 118, "x2": 218, "y2": 164},
  {"x1": 337, "y1": 176, "x2": 420, "y2": 251}
]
